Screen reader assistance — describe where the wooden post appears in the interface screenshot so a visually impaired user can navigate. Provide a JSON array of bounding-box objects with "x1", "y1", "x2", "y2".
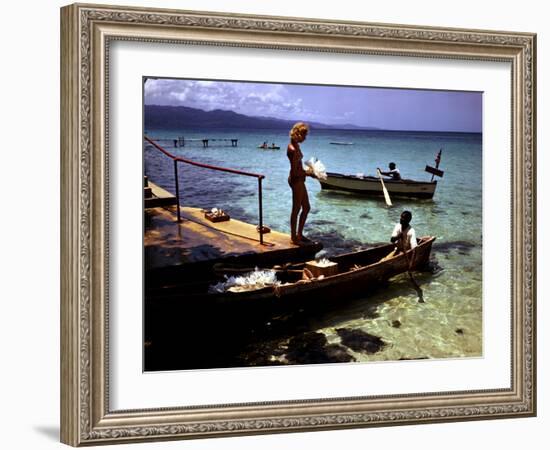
[
  {"x1": 173, "y1": 160, "x2": 181, "y2": 222},
  {"x1": 431, "y1": 149, "x2": 442, "y2": 182},
  {"x1": 258, "y1": 177, "x2": 264, "y2": 245}
]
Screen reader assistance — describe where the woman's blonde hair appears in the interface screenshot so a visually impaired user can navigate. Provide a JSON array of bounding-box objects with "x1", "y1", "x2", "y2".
[{"x1": 290, "y1": 122, "x2": 309, "y2": 141}]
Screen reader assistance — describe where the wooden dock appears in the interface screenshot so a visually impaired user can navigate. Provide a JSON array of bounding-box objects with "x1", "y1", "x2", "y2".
[
  {"x1": 144, "y1": 179, "x2": 177, "y2": 208},
  {"x1": 144, "y1": 204, "x2": 322, "y2": 285}
]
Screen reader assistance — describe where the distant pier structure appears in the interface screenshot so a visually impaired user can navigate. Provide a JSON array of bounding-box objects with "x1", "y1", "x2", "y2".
[{"x1": 149, "y1": 136, "x2": 239, "y2": 148}]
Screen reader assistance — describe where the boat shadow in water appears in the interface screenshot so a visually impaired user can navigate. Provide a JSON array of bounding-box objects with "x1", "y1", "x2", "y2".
[
  {"x1": 316, "y1": 188, "x2": 435, "y2": 207},
  {"x1": 144, "y1": 269, "x2": 437, "y2": 371}
]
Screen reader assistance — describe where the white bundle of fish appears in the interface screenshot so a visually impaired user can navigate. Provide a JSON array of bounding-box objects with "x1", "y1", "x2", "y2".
[
  {"x1": 305, "y1": 157, "x2": 327, "y2": 181},
  {"x1": 315, "y1": 258, "x2": 333, "y2": 267},
  {"x1": 208, "y1": 269, "x2": 281, "y2": 293},
  {"x1": 210, "y1": 207, "x2": 225, "y2": 217}
]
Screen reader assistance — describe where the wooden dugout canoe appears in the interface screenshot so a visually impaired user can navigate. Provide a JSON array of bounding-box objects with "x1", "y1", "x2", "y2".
[{"x1": 145, "y1": 237, "x2": 436, "y2": 317}]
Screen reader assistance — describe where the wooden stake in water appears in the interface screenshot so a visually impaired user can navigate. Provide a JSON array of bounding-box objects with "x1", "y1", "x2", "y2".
[{"x1": 431, "y1": 149, "x2": 442, "y2": 182}]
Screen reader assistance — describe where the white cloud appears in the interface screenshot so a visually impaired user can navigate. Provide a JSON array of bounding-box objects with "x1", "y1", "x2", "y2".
[{"x1": 144, "y1": 78, "x2": 314, "y2": 121}]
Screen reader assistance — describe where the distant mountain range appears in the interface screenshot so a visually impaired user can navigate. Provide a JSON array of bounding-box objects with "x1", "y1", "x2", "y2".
[{"x1": 144, "y1": 104, "x2": 380, "y2": 131}]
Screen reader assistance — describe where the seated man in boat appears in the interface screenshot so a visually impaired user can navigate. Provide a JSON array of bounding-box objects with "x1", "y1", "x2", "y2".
[
  {"x1": 378, "y1": 162, "x2": 402, "y2": 180},
  {"x1": 381, "y1": 210, "x2": 417, "y2": 262},
  {"x1": 391, "y1": 210, "x2": 417, "y2": 253}
]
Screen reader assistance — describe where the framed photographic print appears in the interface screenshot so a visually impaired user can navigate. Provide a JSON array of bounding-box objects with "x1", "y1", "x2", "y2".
[{"x1": 60, "y1": 3, "x2": 536, "y2": 446}]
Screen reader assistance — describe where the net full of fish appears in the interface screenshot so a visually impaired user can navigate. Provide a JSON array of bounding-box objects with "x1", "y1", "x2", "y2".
[
  {"x1": 305, "y1": 157, "x2": 327, "y2": 181},
  {"x1": 315, "y1": 258, "x2": 333, "y2": 267},
  {"x1": 209, "y1": 269, "x2": 281, "y2": 293}
]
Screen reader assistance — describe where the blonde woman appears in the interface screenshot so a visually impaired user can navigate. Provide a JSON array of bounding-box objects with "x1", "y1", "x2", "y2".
[{"x1": 287, "y1": 122, "x2": 314, "y2": 244}]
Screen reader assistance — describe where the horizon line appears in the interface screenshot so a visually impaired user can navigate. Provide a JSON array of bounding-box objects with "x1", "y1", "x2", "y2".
[{"x1": 145, "y1": 103, "x2": 482, "y2": 134}]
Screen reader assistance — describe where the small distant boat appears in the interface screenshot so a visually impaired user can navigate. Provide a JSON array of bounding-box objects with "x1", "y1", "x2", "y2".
[
  {"x1": 258, "y1": 144, "x2": 281, "y2": 150},
  {"x1": 319, "y1": 172, "x2": 437, "y2": 199},
  {"x1": 330, "y1": 141, "x2": 354, "y2": 146}
]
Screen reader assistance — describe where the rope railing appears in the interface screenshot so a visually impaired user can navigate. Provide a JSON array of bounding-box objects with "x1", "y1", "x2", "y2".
[{"x1": 144, "y1": 135, "x2": 266, "y2": 244}]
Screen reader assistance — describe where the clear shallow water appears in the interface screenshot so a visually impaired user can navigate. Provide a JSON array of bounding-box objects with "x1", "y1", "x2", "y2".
[{"x1": 144, "y1": 128, "x2": 482, "y2": 364}]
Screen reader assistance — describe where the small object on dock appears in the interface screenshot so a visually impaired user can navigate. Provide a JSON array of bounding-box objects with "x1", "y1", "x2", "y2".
[
  {"x1": 205, "y1": 208, "x2": 230, "y2": 223},
  {"x1": 144, "y1": 186, "x2": 153, "y2": 199},
  {"x1": 305, "y1": 259, "x2": 338, "y2": 278},
  {"x1": 256, "y1": 225, "x2": 271, "y2": 234}
]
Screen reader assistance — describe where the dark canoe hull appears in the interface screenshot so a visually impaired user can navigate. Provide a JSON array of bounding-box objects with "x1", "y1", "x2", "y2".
[
  {"x1": 145, "y1": 237, "x2": 435, "y2": 325},
  {"x1": 320, "y1": 172, "x2": 437, "y2": 199}
]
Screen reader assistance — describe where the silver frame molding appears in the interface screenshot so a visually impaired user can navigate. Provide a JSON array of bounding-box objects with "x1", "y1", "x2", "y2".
[{"x1": 60, "y1": 3, "x2": 536, "y2": 446}]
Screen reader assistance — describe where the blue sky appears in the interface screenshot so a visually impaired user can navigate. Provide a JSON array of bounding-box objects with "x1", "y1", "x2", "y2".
[{"x1": 144, "y1": 78, "x2": 482, "y2": 133}]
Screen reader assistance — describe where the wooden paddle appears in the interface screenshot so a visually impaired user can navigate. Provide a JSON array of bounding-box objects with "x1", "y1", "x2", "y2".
[
  {"x1": 402, "y1": 245, "x2": 424, "y2": 303},
  {"x1": 377, "y1": 169, "x2": 393, "y2": 206}
]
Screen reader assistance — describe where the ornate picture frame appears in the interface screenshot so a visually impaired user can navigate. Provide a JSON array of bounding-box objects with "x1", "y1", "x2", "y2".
[{"x1": 60, "y1": 3, "x2": 536, "y2": 446}]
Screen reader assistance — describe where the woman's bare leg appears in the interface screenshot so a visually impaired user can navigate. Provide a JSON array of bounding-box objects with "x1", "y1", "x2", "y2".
[
  {"x1": 290, "y1": 181, "x2": 305, "y2": 243},
  {"x1": 297, "y1": 186, "x2": 310, "y2": 240}
]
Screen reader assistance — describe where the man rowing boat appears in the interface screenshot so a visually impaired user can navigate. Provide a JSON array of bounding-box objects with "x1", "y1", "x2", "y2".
[{"x1": 378, "y1": 162, "x2": 402, "y2": 180}]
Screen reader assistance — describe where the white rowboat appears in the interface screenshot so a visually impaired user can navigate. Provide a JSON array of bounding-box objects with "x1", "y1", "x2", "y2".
[{"x1": 319, "y1": 172, "x2": 437, "y2": 199}]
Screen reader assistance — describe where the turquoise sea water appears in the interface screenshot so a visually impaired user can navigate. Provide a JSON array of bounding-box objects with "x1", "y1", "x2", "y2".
[{"x1": 145, "y1": 128, "x2": 482, "y2": 363}]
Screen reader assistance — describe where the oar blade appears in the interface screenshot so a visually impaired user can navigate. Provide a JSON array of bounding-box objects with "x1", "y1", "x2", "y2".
[
  {"x1": 377, "y1": 169, "x2": 393, "y2": 207},
  {"x1": 383, "y1": 188, "x2": 393, "y2": 206}
]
